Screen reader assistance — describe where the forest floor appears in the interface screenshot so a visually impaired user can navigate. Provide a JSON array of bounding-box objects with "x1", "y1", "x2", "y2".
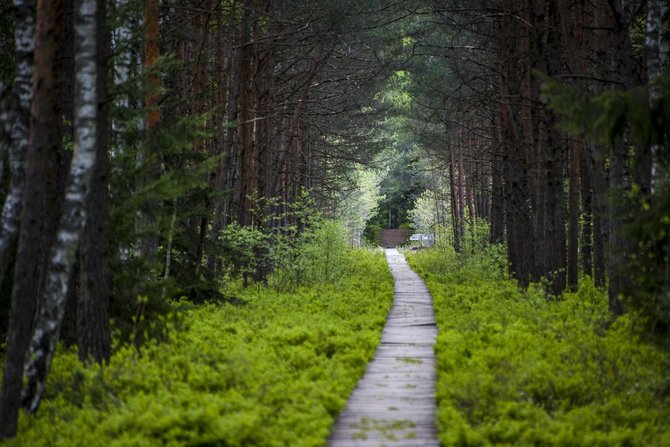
[{"x1": 2, "y1": 246, "x2": 670, "y2": 446}]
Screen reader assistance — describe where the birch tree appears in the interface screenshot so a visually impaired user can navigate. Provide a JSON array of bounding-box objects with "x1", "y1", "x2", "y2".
[
  {"x1": 0, "y1": 0, "x2": 34, "y2": 307},
  {"x1": 21, "y1": 0, "x2": 100, "y2": 413},
  {"x1": 0, "y1": 0, "x2": 37, "y2": 438},
  {"x1": 0, "y1": 86, "x2": 10, "y2": 189}
]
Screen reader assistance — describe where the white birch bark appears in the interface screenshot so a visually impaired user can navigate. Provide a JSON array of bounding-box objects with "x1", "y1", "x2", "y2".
[
  {"x1": 0, "y1": 0, "x2": 36, "y2": 288},
  {"x1": 22, "y1": 0, "x2": 98, "y2": 412},
  {"x1": 0, "y1": 85, "x2": 10, "y2": 188}
]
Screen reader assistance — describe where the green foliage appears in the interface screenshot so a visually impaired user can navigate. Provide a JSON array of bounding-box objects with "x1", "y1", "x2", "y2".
[
  {"x1": 539, "y1": 74, "x2": 652, "y2": 147},
  {"x1": 467, "y1": 220, "x2": 492, "y2": 253},
  {"x1": 269, "y1": 220, "x2": 350, "y2": 292},
  {"x1": 103, "y1": 0, "x2": 226, "y2": 343},
  {"x1": 108, "y1": 112, "x2": 220, "y2": 345},
  {"x1": 363, "y1": 222, "x2": 382, "y2": 246},
  {"x1": 541, "y1": 73, "x2": 670, "y2": 347},
  {"x1": 378, "y1": 70, "x2": 412, "y2": 112},
  {"x1": 2, "y1": 249, "x2": 394, "y2": 447},
  {"x1": 408, "y1": 187, "x2": 445, "y2": 235},
  {"x1": 624, "y1": 182, "x2": 670, "y2": 345},
  {"x1": 364, "y1": 145, "x2": 426, "y2": 233},
  {"x1": 220, "y1": 222, "x2": 268, "y2": 284},
  {"x1": 407, "y1": 248, "x2": 670, "y2": 446},
  {"x1": 216, "y1": 197, "x2": 353, "y2": 291},
  {"x1": 337, "y1": 168, "x2": 384, "y2": 247}
]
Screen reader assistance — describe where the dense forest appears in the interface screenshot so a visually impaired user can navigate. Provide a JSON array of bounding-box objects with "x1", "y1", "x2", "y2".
[{"x1": 0, "y1": 0, "x2": 669, "y2": 445}]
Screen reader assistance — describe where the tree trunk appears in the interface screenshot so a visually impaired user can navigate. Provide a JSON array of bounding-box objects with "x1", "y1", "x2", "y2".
[
  {"x1": 139, "y1": 0, "x2": 161, "y2": 258},
  {"x1": 22, "y1": 0, "x2": 101, "y2": 412},
  {"x1": 78, "y1": 0, "x2": 110, "y2": 363},
  {"x1": 587, "y1": 143, "x2": 608, "y2": 288},
  {"x1": 567, "y1": 138, "x2": 581, "y2": 290},
  {"x1": 0, "y1": 0, "x2": 51, "y2": 438},
  {"x1": 490, "y1": 119, "x2": 505, "y2": 244},
  {"x1": 208, "y1": 0, "x2": 245, "y2": 273},
  {"x1": 646, "y1": 0, "x2": 670, "y2": 189},
  {"x1": 0, "y1": 0, "x2": 35, "y2": 313},
  {"x1": 0, "y1": 88, "x2": 9, "y2": 186},
  {"x1": 580, "y1": 144, "x2": 593, "y2": 277},
  {"x1": 499, "y1": 0, "x2": 533, "y2": 286},
  {"x1": 605, "y1": 0, "x2": 635, "y2": 316},
  {"x1": 448, "y1": 140, "x2": 461, "y2": 252}
]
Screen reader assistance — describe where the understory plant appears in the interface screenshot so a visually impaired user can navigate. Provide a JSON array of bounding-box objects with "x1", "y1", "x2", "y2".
[
  {"x1": 219, "y1": 195, "x2": 351, "y2": 292},
  {"x1": 1, "y1": 249, "x2": 393, "y2": 447},
  {"x1": 407, "y1": 247, "x2": 670, "y2": 447}
]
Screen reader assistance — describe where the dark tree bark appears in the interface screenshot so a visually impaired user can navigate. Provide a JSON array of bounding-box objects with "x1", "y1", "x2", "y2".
[
  {"x1": 208, "y1": 0, "x2": 245, "y2": 274},
  {"x1": 646, "y1": 0, "x2": 670, "y2": 188},
  {"x1": 499, "y1": 0, "x2": 533, "y2": 286},
  {"x1": 78, "y1": 0, "x2": 110, "y2": 364},
  {"x1": 580, "y1": 144, "x2": 593, "y2": 277},
  {"x1": 567, "y1": 138, "x2": 581, "y2": 291},
  {"x1": 448, "y1": 140, "x2": 461, "y2": 253},
  {"x1": 605, "y1": 0, "x2": 635, "y2": 316},
  {"x1": 588, "y1": 144, "x2": 608, "y2": 288},
  {"x1": 139, "y1": 0, "x2": 161, "y2": 258},
  {"x1": 490, "y1": 143, "x2": 505, "y2": 245}
]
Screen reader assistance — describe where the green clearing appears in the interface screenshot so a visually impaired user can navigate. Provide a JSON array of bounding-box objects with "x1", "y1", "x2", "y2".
[
  {"x1": 1, "y1": 249, "x2": 393, "y2": 447},
  {"x1": 406, "y1": 247, "x2": 670, "y2": 446}
]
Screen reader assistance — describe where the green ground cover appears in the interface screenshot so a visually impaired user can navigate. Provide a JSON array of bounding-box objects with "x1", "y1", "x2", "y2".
[
  {"x1": 406, "y1": 247, "x2": 670, "y2": 447},
  {"x1": 1, "y1": 249, "x2": 393, "y2": 447}
]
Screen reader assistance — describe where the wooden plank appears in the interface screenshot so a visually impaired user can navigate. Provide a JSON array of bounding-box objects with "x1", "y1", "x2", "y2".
[
  {"x1": 374, "y1": 345, "x2": 434, "y2": 357},
  {"x1": 328, "y1": 249, "x2": 439, "y2": 447}
]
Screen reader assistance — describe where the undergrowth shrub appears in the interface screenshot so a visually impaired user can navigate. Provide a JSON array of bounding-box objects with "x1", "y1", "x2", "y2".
[
  {"x1": 407, "y1": 248, "x2": 670, "y2": 447},
  {"x1": 217, "y1": 196, "x2": 351, "y2": 292},
  {"x1": 2, "y1": 249, "x2": 393, "y2": 447},
  {"x1": 269, "y1": 220, "x2": 349, "y2": 292}
]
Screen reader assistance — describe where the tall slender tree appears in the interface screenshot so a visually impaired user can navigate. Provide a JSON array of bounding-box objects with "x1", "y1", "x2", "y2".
[
  {"x1": 77, "y1": 0, "x2": 110, "y2": 363},
  {"x1": 0, "y1": 0, "x2": 46, "y2": 437},
  {"x1": 22, "y1": 0, "x2": 102, "y2": 411}
]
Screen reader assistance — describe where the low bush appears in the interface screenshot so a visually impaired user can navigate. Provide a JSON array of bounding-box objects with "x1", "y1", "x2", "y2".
[
  {"x1": 2, "y1": 249, "x2": 393, "y2": 447},
  {"x1": 407, "y1": 248, "x2": 670, "y2": 446}
]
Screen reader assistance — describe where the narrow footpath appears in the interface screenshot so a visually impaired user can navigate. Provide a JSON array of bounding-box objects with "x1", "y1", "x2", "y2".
[{"x1": 328, "y1": 249, "x2": 439, "y2": 447}]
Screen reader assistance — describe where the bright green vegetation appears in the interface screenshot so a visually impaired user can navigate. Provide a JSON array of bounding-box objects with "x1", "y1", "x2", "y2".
[
  {"x1": 2, "y1": 249, "x2": 393, "y2": 447},
  {"x1": 406, "y1": 247, "x2": 670, "y2": 447}
]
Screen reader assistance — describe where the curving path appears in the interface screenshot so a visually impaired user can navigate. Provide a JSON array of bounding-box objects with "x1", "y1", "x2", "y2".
[{"x1": 328, "y1": 249, "x2": 439, "y2": 447}]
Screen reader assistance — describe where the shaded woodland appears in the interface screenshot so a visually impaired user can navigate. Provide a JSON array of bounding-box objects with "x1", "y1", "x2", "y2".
[{"x1": 0, "y1": 0, "x2": 668, "y2": 441}]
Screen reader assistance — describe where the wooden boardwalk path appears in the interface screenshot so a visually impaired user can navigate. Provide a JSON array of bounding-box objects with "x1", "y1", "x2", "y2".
[{"x1": 328, "y1": 249, "x2": 439, "y2": 447}]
